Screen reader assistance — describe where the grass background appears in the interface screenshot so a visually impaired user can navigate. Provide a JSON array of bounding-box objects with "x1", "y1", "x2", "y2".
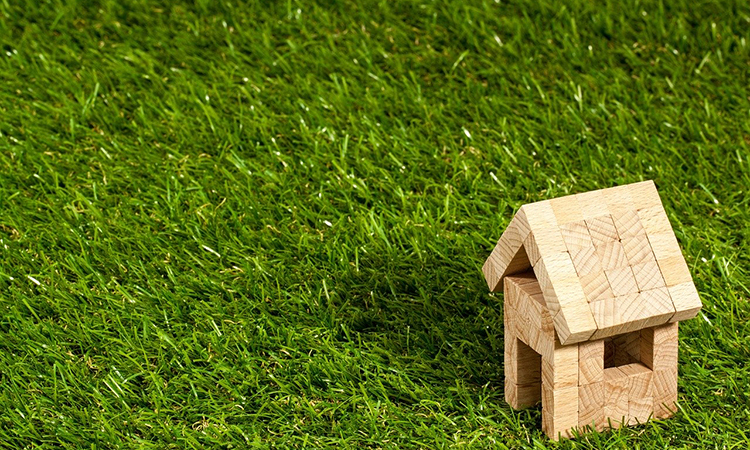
[{"x1": 0, "y1": 0, "x2": 749, "y2": 447}]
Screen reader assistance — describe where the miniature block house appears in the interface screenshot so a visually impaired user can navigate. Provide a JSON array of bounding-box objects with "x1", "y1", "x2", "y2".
[{"x1": 482, "y1": 181, "x2": 702, "y2": 439}]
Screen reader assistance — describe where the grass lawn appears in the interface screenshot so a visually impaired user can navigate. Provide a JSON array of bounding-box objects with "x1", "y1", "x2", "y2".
[{"x1": 1, "y1": 0, "x2": 749, "y2": 447}]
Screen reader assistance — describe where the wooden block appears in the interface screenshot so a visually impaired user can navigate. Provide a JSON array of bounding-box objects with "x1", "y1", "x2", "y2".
[
  {"x1": 535, "y1": 252, "x2": 598, "y2": 345},
  {"x1": 602, "y1": 185, "x2": 636, "y2": 215},
  {"x1": 483, "y1": 214, "x2": 532, "y2": 292},
  {"x1": 628, "y1": 181, "x2": 663, "y2": 210},
  {"x1": 596, "y1": 240, "x2": 628, "y2": 270},
  {"x1": 579, "y1": 357, "x2": 604, "y2": 386},
  {"x1": 579, "y1": 339, "x2": 604, "y2": 360},
  {"x1": 516, "y1": 340, "x2": 542, "y2": 382},
  {"x1": 611, "y1": 330, "x2": 641, "y2": 363},
  {"x1": 622, "y1": 235, "x2": 655, "y2": 265},
  {"x1": 506, "y1": 271, "x2": 538, "y2": 287},
  {"x1": 612, "y1": 344, "x2": 638, "y2": 367},
  {"x1": 570, "y1": 246, "x2": 603, "y2": 276},
  {"x1": 542, "y1": 384, "x2": 579, "y2": 440},
  {"x1": 550, "y1": 195, "x2": 584, "y2": 225},
  {"x1": 505, "y1": 378, "x2": 542, "y2": 409},
  {"x1": 578, "y1": 382, "x2": 605, "y2": 430},
  {"x1": 629, "y1": 395, "x2": 653, "y2": 425},
  {"x1": 534, "y1": 252, "x2": 577, "y2": 294},
  {"x1": 553, "y1": 301, "x2": 597, "y2": 345},
  {"x1": 603, "y1": 367, "x2": 629, "y2": 428},
  {"x1": 590, "y1": 296, "x2": 621, "y2": 339},
  {"x1": 634, "y1": 288, "x2": 676, "y2": 328},
  {"x1": 576, "y1": 190, "x2": 610, "y2": 220},
  {"x1": 640, "y1": 322, "x2": 679, "y2": 373},
  {"x1": 590, "y1": 290, "x2": 674, "y2": 340},
  {"x1": 534, "y1": 252, "x2": 579, "y2": 316},
  {"x1": 650, "y1": 322, "x2": 679, "y2": 371},
  {"x1": 638, "y1": 206, "x2": 672, "y2": 235},
  {"x1": 657, "y1": 256, "x2": 693, "y2": 288},
  {"x1": 504, "y1": 376, "x2": 518, "y2": 408},
  {"x1": 580, "y1": 271, "x2": 614, "y2": 303},
  {"x1": 652, "y1": 366, "x2": 678, "y2": 419},
  {"x1": 612, "y1": 210, "x2": 645, "y2": 239},
  {"x1": 559, "y1": 221, "x2": 593, "y2": 251},
  {"x1": 579, "y1": 341, "x2": 604, "y2": 385},
  {"x1": 647, "y1": 232, "x2": 683, "y2": 261},
  {"x1": 520, "y1": 201, "x2": 567, "y2": 256},
  {"x1": 523, "y1": 232, "x2": 541, "y2": 267},
  {"x1": 586, "y1": 215, "x2": 619, "y2": 245},
  {"x1": 631, "y1": 260, "x2": 666, "y2": 291},
  {"x1": 605, "y1": 266, "x2": 639, "y2": 297},
  {"x1": 542, "y1": 341, "x2": 579, "y2": 389},
  {"x1": 668, "y1": 282, "x2": 702, "y2": 321},
  {"x1": 619, "y1": 363, "x2": 653, "y2": 398}
]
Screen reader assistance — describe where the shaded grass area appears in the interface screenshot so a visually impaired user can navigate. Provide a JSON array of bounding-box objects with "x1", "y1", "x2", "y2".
[{"x1": 0, "y1": 0, "x2": 748, "y2": 447}]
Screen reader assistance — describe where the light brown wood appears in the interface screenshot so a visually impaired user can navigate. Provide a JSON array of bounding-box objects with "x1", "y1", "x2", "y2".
[
  {"x1": 602, "y1": 185, "x2": 636, "y2": 216},
  {"x1": 631, "y1": 260, "x2": 666, "y2": 291},
  {"x1": 578, "y1": 340, "x2": 604, "y2": 385},
  {"x1": 570, "y1": 246, "x2": 603, "y2": 276},
  {"x1": 542, "y1": 341, "x2": 579, "y2": 389},
  {"x1": 628, "y1": 181, "x2": 663, "y2": 210},
  {"x1": 652, "y1": 367, "x2": 678, "y2": 419},
  {"x1": 648, "y1": 232, "x2": 683, "y2": 261},
  {"x1": 483, "y1": 209, "x2": 532, "y2": 292},
  {"x1": 605, "y1": 266, "x2": 639, "y2": 297},
  {"x1": 603, "y1": 367, "x2": 629, "y2": 427},
  {"x1": 578, "y1": 382, "x2": 605, "y2": 430},
  {"x1": 560, "y1": 221, "x2": 594, "y2": 251},
  {"x1": 579, "y1": 271, "x2": 614, "y2": 303},
  {"x1": 658, "y1": 256, "x2": 693, "y2": 287},
  {"x1": 596, "y1": 240, "x2": 628, "y2": 270},
  {"x1": 668, "y1": 283, "x2": 702, "y2": 321},
  {"x1": 621, "y1": 234, "x2": 655, "y2": 265},
  {"x1": 629, "y1": 395, "x2": 653, "y2": 424},
  {"x1": 612, "y1": 210, "x2": 645, "y2": 239},
  {"x1": 523, "y1": 231, "x2": 541, "y2": 267},
  {"x1": 620, "y1": 363, "x2": 653, "y2": 398},
  {"x1": 589, "y1": 289, "x2": 674, "y2": 340},
  {"x1": 576, "y1": 190, "x2": 610, "y2": 220},
  {"x1": 637, "y1": 205, "x2": 671, "y2": 235},
  {"x1": 551, "y1": 195, "x2": 585, "y2": 225},
  {"x1": 586, "y1": 215, "x2": 619, "y2": 246},
  {"x1": 542, "y1": 384, "x2": 579, "y2": 440},
  {"x1": 488, "y1": 182, "x2": 701, "y2": 439}
]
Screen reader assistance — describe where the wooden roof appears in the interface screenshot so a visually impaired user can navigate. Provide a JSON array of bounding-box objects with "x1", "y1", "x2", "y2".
[{"x1": 482, "y1": 181, "x2": 702, "y2": 345}]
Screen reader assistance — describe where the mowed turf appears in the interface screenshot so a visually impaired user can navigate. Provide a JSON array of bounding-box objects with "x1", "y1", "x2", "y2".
[{"x1": 0, "y1": 0, "x2": 748, "y2": 448}]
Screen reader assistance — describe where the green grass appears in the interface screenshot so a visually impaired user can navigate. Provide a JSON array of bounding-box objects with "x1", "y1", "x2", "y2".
[{"x1": 0, "y1": 0, "x2": 748, "y2": 447}]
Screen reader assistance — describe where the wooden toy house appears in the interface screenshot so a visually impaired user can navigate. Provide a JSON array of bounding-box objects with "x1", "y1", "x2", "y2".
[{"x1": 482, "y1": 181, "x2": 702, "y2": 439}]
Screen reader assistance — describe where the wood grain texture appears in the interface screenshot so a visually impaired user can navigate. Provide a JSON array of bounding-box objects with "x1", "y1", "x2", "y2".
[
  {"x1": 628, "y1": 181, "x2": 663, "y2": 210},
  {"x1": 483, "y1": 210, "x2": 531, "y2": 292},
  {"x1": 631, "y1": 260, "x2": 666, "y2": 291},
  {"x1": 603, "y1": 367, "x2": 629, "y2": 428},
  {"x1": 621, "y1": 234, "x2": 655, "y2": 265},
  {"x1": 605, "y1": 266, "x2": 639, "y2": 297},
  {"x1": 542, "y1": 384, "x2": 579, "y2": 440},
  {"x1": 596, "y1": 240, "x2": 628, "y2": 270},
  {"x1": 586, "y1": 215, "x2": 619, "y2": 246},
  {"x1": 560, "y1": 221, "x2": 593, "y2": 251},
  {"x1": 612, "y1": 210, "x2": 645, "y2": 239},
  {"x1": 578, "y1": 382, "x2": 605, "y2": 430},
  {"x1": 657, "y1": 255, "x2": 693, "y2": 287},
  {"x1": 579, "y1": 271, "x2": 614, "y2": 303},
  {"x1": 551, "y1": 195, "x2": 584, "y2": 225},
  {"x1": 668, "y1": 282, "x2": 702, "y2": 321},
  {"x1": 570, "y1": 246, "x2": 603, "y2": 276}
]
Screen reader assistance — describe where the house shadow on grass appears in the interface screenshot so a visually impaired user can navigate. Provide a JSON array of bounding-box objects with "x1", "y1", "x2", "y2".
[{"x1": 327, "y1": 248, "x2": 541, "y2": 422}]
